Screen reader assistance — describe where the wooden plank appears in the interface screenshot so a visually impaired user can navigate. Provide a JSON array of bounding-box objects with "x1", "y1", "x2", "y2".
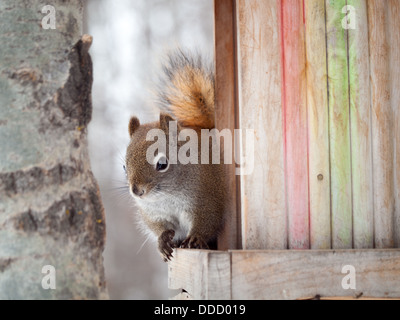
[
  {"x1": 168, "y1": 250, "x2": 207, "y2": 299},
  {"x1": 236, "y1": 0, "x2": 286, "y2": 249},
  {"x1": 347, "y1": 0, "x2": 373, "y2": 248},
  {"x1": 368, "y1": 0, "x2": 395, "y2": 248},
  {"x1": 231, "y1": 250, "x2": 400, "y2": 299},
  {"x1": 325, "y1": 0, "x2": 352, "y2": 249},
  {"x1": 388, "y1": 0, "x2": 400, "y2": 248},
  {"x1": 168, "y1": 249, "x2": 231, "y2": 300},
  {"x1": 305, "y1": 0, "x2": 331, "y2": 249},
  {"x1": 214, "y1": 0, "x2": 240, "y2": 250},
  {"x1": 280, "y1": 0, "x2": 309, "y2": 249}
]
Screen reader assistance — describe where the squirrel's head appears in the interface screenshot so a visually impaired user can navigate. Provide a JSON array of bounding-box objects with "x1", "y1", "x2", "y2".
[{"x1": 125, "y1": 113, "x2": 184, "y2": 201}]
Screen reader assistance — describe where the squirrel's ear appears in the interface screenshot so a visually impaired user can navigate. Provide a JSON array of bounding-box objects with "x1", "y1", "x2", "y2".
[
  {"x1": 128, "y1": 116, "x2": 140, "y2": 137},
  {"x1": 159, "y1": 113, "x2": 175, "y2": 132}
]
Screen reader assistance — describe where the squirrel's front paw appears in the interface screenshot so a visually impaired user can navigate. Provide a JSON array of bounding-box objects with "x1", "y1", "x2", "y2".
[
  {"x1": 158, "y1": 229, "x2": 176, "y2": 262},
  {"x1": 180, "y1": 235, "x2": 209, "y2": 250}
]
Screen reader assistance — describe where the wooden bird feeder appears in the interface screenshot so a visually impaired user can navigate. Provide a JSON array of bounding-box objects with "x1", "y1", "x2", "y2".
[{"x1": 168, "y1": 0, "x2": 400, "y2": 300}]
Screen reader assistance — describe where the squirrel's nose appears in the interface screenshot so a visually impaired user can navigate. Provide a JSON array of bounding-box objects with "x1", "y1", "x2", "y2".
[{"x1": 131, "y1": 184, "x2": 145, "y2": 197}]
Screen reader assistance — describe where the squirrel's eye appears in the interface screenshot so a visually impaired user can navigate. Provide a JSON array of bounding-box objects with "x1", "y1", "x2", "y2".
[{"x1": 155, "y1": 156, "x2": 169, "y2": 173}]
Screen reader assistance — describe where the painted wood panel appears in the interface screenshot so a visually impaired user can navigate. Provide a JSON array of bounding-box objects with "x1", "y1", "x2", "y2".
[
  {"x1": 368, "y1": 0, "x2": 395, "y2": 248},
  {"x1": 347, "y1": 0, "x2": 374, "y2": 248},
  {"x1": 214, "y1": 0, "x2": 240, "y2": 250},
  {"x1": 236, "y1": 0, "x2": 287, "y2": 249},
  {"x1": 214, "y1": 0, "x2": 400, "y2": 250},
  {"x1": 305, "y1": 0, "x2": 331, "y2": 249},
  {"x1": 325, "y1": 0, "x2": 352, "y2": 249},
  {"x1": 280, "y1": 0, "x2": 309, "y2": 249}
]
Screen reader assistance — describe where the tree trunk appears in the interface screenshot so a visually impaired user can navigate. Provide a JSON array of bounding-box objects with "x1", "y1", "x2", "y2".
[{"x1": 0, "y1": 0, "x2": 108, "y2": 299}]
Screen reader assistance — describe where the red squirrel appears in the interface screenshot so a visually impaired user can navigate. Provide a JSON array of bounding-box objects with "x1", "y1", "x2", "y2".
[{"x1": 124, "y1": 50, "x2": 226, "y2": 261}]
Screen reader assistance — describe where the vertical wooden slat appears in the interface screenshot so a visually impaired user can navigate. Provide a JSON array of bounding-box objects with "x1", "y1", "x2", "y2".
[
  {"x1": 304, "y1": 0, "x2": 331, "y2": 249},
  {"x1": 236, "y1": 0, "x2": 286, "y2": 249},
  {"x1": 347, "y1": 0, "x2": 374, "y2": 248},
  {"x1": 368, "y1": 0, "x2": 395, "y2": 248},
  {"x1": 388, "y1": 0, "x2": 400, "y2": 248},
  {"x1": 280, "y1": 0, "x2": 309, "y2": 249},
  {"x1": 326, "y1": 0, "x2": 352, "y2": 249},
  {"x1": 214, "y1": 0, "x2": 240, "y2": 250}
]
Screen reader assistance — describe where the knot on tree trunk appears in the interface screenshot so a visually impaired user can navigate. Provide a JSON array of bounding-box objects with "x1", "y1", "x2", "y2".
[{"x1": 57, "y1": 34, "x2": 94, "y2": 127}]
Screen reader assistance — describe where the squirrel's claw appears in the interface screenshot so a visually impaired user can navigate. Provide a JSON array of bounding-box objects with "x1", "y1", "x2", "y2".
[
  {"x1": 180, "y1": 235, "x2": 209, "y2": 250},
  {"x1": 158, "y1": 229, "x2": 176, "y2": 262}
]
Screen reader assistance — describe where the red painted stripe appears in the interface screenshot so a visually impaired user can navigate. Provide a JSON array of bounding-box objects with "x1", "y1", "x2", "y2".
[{"x1": 280, "y1": 0, "x2": 309, "y2": 249}]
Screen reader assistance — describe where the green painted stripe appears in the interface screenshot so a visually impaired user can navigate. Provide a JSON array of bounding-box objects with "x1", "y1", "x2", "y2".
[{"x1": 326, "y1": 0, "x2": 353, "y2": 248}]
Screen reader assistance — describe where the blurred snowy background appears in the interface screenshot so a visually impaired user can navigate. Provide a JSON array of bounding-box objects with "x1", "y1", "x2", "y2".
[{"x1": 84, "y1": 0, "x2": 214, "y2": 299}]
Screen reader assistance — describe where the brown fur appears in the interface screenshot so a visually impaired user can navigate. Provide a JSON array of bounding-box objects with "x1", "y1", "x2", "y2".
[{"x1": 158, "y1": 49, "x2": 215, "y2": 129}]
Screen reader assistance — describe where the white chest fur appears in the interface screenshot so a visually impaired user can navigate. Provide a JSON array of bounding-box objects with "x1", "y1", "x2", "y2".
[{"x1": 135, "y1": 193, "x2": 194, "y2": 241}]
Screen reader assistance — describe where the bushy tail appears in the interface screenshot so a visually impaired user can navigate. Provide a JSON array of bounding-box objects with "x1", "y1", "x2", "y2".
[{"x1": 158, "y1": 49, "x2": 215, "y2": 129}]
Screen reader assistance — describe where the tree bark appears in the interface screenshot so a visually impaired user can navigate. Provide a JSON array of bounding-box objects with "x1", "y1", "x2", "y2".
[{"x1": 0, "y1": 1, "x2": 108, "y2": 299}]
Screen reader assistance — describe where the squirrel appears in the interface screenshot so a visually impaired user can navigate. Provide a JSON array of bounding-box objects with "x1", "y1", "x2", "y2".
[{"x1": 125, "y1": 50, "x2": 226, "y2": 262}]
